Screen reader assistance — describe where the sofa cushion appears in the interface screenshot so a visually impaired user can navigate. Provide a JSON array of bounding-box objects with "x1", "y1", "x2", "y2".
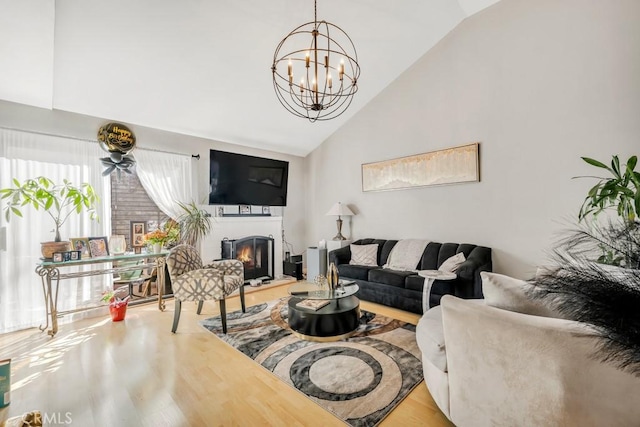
[
  {"x1": 416, "y1": 305, "x2": 447, "y2": 372},
  {"x1": 420, "y1": 242, "x2": 441, "y2": 270},
  {"x1": 405, "y1": 274, "x2": 425, "y2": 292},
  {"x1": 368, "y1": 268, "x2": 415, "y2": 288},
  {"x1": 338, "y1": 264, "x2": 378, "y2": 281},
  {"x1": 349, "y1": 244, "x2": 378, "y2": 266},
  {"x1": 481, "y1": 272, "x2": 560, "y2": 318},
  {"x1": 380, "y1": 240, "x2": 397, "y2": 266},
  {"x1": 439, "y1": 252, "x2": 466, "y2": 273},
  {"x1": 437, "y1": 243, "x2": 459, "y2": 267}
]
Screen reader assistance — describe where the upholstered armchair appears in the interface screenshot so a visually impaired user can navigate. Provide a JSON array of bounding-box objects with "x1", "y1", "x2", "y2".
[{"x1": 166, "y1": 244, "x2": 245, "y2": 333}]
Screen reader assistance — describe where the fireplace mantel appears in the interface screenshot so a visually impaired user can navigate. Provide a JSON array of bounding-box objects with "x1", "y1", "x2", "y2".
[{"x1": 200, "y1": 216, "x2": 283, "y2": 278}]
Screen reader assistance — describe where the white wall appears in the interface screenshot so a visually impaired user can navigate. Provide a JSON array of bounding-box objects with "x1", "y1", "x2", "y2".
[
  {"x1": 305, "y1": 0, "x2": 640, "y2": 278},
  {"x1": 0, "y1": 100, "x2": 307, "y2": 261}
]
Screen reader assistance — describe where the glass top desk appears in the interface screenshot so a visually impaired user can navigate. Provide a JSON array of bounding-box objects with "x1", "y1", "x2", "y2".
[{"x1": 36, "y1": 251, "x2": 169, "y2": 337}]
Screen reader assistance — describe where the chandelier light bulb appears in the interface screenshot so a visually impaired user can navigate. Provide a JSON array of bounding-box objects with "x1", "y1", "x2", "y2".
[{"x1": 271, "y1": 0, "x2": 361, "y2": 122}]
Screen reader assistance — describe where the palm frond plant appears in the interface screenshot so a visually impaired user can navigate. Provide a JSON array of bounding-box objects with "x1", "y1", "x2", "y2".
[
  {"x1": 177, "y1": 201, "x2": 211, "y2": 247},
  {"x1": 161, "y1": 219, "x2": 180, "y2": 249},
  {"x1": 530, "y1": 220, "x2": 640, "y2": 375},
  {"x1": 576, "y1": 155, "x2": 640, "y2": 223},
  {"x1": 575, "y1": 154, "x2": 640, "y2": 265}
]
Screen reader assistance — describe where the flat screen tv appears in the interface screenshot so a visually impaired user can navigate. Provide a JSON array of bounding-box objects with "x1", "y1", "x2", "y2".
[{"x1": 209, "y1": 149, "x2": 289, "y2": 206}]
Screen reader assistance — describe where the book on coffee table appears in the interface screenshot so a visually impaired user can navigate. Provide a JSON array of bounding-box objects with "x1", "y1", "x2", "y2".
[{"x1": 296, "y1": 299, "x2": 330, "y2": 311}]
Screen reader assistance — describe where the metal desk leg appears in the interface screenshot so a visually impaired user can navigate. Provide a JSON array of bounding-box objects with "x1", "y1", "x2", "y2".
[
  {"x1": 157, "y1": 256, "x2": 166, "y2": 311},
  {"x1": 36, "y1": 265, "x2": 60, "y2": 337}
]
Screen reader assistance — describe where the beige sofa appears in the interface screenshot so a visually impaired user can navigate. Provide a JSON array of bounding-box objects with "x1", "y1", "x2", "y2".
[{"x1": 416, "y1": 273, "x2": 640, "y2": 426}]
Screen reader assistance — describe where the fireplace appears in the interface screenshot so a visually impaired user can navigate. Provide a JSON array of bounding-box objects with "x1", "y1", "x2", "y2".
[{"x1": 221, "y1": 235, "x2": 274, "y2": 281}]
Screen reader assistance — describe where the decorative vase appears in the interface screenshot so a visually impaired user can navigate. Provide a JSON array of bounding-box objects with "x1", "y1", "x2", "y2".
[
  {"x1": 327, "y1": 262, "x2": 339, "y2": 290},
  {"x1": 109, "y1": 235, "x2": 126, "y2": 255},
  {"x1": 109, "y1": 304, "x2": 127, "y2": 322},
  {"x1": 152, "y1": 242, "x2": 162, "y2": 254}
]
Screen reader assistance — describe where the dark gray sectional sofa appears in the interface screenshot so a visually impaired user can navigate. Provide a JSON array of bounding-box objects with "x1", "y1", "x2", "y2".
[{"x1": 329, "y1": 238, "x2": 492, "y2": 314}]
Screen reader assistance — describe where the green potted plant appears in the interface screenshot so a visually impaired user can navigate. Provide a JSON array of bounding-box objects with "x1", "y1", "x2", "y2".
[
  {"x1": 101, "y1": 287, "x2": 131, "y2": 321},
  {"x1": 0, "y1": 176, "x2": 100, "y2": 258},
  {"x1": 177, "y1": 201, "x2": 212, "y2": 247},
  {"x1": 577, "y1": 155, "x2": 640, "y2": 223},
  {"x1": 576, "y1": 154, "x2": 639, "y2": 267}
]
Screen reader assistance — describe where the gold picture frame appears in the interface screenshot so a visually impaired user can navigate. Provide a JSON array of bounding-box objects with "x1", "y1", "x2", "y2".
[
  {"x1": 361, "y1": 142, "x2": 480, "y2": 192},
  {"x1": 70, "y1": 237, "x2": 91, "y2": 258}
]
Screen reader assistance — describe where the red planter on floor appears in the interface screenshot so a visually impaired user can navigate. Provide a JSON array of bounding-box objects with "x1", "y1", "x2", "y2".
[{"x1": 109, "y1": 304, "x2": 127, "y2": 321}]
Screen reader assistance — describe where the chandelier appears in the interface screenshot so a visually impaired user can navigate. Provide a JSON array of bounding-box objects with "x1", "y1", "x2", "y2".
[{"x1": 271, "y1": 0, "x2": 361, "y2": 122}]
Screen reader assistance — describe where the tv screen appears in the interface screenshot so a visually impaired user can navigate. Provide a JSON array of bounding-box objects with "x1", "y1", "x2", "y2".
[{"x1": 209, "y1": 150, "x2": 289, "y2": 206}]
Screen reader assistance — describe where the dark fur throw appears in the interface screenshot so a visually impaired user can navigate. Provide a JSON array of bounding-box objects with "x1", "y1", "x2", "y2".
[{"x1": 529, "y1": 221, "x2": 640, "y2": 376}]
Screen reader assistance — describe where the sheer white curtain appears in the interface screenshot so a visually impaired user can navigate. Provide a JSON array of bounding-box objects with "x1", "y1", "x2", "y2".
[
  {"x1": 0, "y1": 129, "x2": 111, "y2": 333},
  {"x1": 134, "y1": 149, "x2": 195, "y2": 219}
]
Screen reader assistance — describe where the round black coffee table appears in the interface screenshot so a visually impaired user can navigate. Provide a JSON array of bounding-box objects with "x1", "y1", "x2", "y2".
[{"x1": 288, "y1": 282, "x2": 360, "y2": 342}]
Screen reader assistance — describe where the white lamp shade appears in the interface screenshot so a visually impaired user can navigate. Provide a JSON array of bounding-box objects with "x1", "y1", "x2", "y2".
[{"x1": 325, "y1": 202, "x2": 355, "y2": 217}]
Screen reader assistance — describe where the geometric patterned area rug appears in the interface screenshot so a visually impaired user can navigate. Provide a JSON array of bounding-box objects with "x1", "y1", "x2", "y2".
[{"x1": 200, "y1": 297, "x2": 423, "y2": 427}]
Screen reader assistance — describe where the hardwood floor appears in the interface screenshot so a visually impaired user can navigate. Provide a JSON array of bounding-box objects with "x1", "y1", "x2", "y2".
[{"x1": 0, "y1": 283, "x2": 453, "y2": 426}]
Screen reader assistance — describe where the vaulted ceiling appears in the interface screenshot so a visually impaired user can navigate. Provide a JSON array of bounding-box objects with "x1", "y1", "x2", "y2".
[{"x1": 0, "y1": 0, "x2": 500, "y2": 156}]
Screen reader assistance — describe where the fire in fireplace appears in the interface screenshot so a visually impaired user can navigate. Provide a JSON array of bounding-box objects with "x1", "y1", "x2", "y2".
[{"x1": 221, "y1": 235, "x2": 274, "y2": 281}]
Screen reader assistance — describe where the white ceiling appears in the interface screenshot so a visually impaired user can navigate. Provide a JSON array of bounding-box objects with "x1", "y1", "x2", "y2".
[{"x1": 0, "y1": 0, "x2": 499, "y2": 156}]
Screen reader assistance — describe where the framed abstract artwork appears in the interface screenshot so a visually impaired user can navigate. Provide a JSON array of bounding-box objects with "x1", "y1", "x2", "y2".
[{"x1": 362, "y1": 143, "x2": 480, "y2": 192}]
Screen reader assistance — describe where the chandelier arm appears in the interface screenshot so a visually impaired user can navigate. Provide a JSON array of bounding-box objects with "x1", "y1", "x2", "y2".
[
  {"x1": 286, "y1": 78, "x2": 316, "y2": 111},
  {"x1": 274, "y1": 66, "x2": 356, "y2": 107},
  {"x1": 315, "y1": 94, "x2": 355, "y2": 121},
  {"x1": 273, "y1": 81, "x2": 310, "y2": 119}
]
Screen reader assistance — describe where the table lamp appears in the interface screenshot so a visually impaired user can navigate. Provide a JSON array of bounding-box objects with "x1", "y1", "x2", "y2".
[{"x1": 325, "y1": 202, "x2": 355, "y2": 240}]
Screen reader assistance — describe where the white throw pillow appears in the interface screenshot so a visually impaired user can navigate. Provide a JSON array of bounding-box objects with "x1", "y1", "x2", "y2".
[
  {"x1": 349, "y1": 244, "x2": 378, "y2": 266},
  {"x1": 438, "y1": 252, "x2": 466, "y2": 273},
  {"x1": 481, "y1": 272, "x2": 561, "y2": 318}
]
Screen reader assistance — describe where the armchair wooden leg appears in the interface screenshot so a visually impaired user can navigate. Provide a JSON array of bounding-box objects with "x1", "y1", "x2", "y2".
[
  {"x1": 240, "y1": 284, "x2": 246, "y2": 313},
  {"x1": 197, "y1": 300, "x2": 204, "y2": 315},
  {"x1": 219, "y1": 298, "x2": 227, "y2": 334},
  {"x1": 172, "y1": 299, "x2": 182, "y2": 333}
]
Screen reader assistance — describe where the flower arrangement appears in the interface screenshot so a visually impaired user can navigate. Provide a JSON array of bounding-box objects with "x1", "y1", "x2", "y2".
[{"x1": 143, "y1": 229, "x2": 168, "y2": 245}]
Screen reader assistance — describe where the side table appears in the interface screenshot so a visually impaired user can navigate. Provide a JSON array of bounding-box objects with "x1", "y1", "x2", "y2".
[
  {"x1": 35, "y1": 252, "x2": 168, "y2": 337},
  {"x1": 418, "y1": 270, "x2": 456, "y2": 313}
]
